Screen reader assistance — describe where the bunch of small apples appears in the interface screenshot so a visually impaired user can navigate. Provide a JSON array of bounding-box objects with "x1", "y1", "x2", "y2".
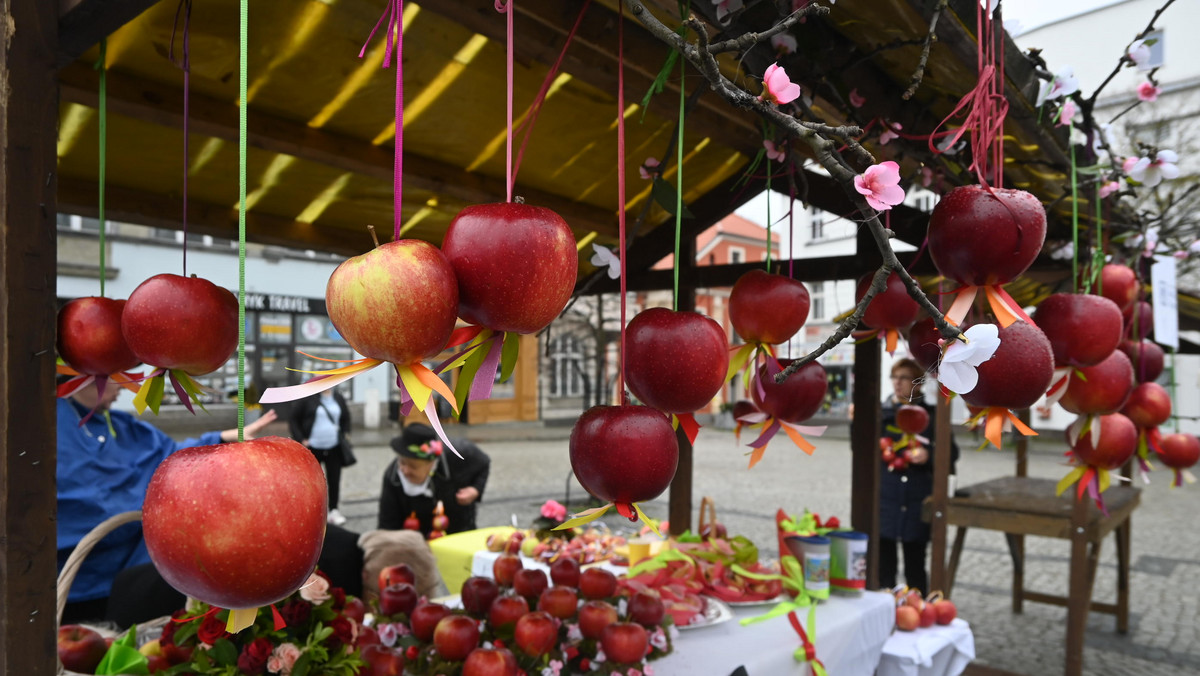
[
  {"x1": 881, "y1": 405, "x2": 931, "y2": 471},
  {"x1": 894, "y1": 589, "x2": 957, "y2": 632}
]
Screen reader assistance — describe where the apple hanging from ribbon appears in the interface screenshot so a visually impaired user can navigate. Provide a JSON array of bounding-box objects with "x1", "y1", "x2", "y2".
[
  {"x1": 960, "y1": 321, "x2": 1053, "y2": 449},
  {"x1": 122, "y1": 273, "x2": 238, "y2": 414},
  {"x1": 142, "y1": 436, "x2": 327, "y2": 632},
  {"x1": 558, "y1": 405, "x2": 679, "y2": 533},
  {"x1": 740, "y1": 359, "x2": 828, "y2": 468},
  {"x1": 726, "y1": 270, "x2": 810, "y2": 385},
  {"x1": 1058, "y1": 412, "x2": 1137, "y2": 511},
  {"x1": 1157, "y1": 433, "x2": 1200, "y2": 487},
  {"x1": 56, "y1": 297, "x2": 143, "y2": 408},
  {"x1": 854, "y1": 271, "x2": 919, "y2": 355},
  {"x1": 1033, "y1": 293, "x2": 1124, "y2": 368}
]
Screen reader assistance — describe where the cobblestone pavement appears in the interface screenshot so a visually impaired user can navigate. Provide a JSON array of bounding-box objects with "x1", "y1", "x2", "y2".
[{"x1": 329, "y1": 422, "x2": 1200, "y2": 676}]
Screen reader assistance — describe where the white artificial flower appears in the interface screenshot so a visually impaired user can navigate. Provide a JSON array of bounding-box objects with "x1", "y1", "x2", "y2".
[
  {"x1": 1128, "y1": 150, "x2": 1180, "y2": 188},
  {"x1": 937, "y1": 324, "x2": 1001, "y2": 395},
  {"x1": 1128, "y1": 39, "x2": 1152, "y2": 70},
  {"x1": 1036, "y1": 67, "x2": 1080, "y2": 107},
  {"x1": 590, "y1": 244, "x2": 622, "y2": 279}
]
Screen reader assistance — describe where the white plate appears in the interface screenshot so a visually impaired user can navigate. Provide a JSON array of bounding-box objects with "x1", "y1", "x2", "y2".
[
  {"x1": 721, "y1": 594, "x2": 786, "y2": 608},
  {"x1": 678, "y1": 597, "x2": 734, "y2": 630}
]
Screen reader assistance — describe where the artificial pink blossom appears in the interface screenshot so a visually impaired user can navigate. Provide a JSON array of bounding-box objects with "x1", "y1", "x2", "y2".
[
  {"x1": 1056, "y1": 99, "x2": 1078, "y2": 127},
  {"x1": 760, "y1": 63, "x2": 801, "y2": 105},
  {"x1": 763, "y1": 139, "x2": 786, "y2": 162},
  {"x1": 879, "y1": 122, "x2": 902, "y2": 145},
  {"x1": 853, "y1": 161, "x2": 905, "y2": 211},
  {"x1": 639, "y1": 157, "x2": 660, "y2": 180},
  {"x1": 541, "y1": 499, "x2": 567, "y2": 522},
  {"x1": 378, "y1": 623, "x2": 399, "y2": 647},
  {"x1": 1122, "y1": 156, "x2": 1139, "y2": 173},
  {"x1": 1128, "y1": 150, "x2": 1180, "y2": 188},
  {"x1": 1098, "y1": 180, "x2": 1121, "y2": 199},
  {"x1": 771, "y1": 33, "x2": 797, "y2": 56},
  {"x1": 1127, "y1": 39, "x2": 1151, "y2": 70},
  {"x1": 299, "y1": 572, "x2": 331, "y2": 604},
  {"x1": 848, "y1": 88, "x2": 866, "y2": 108},
  {"x1": 1136, "y1": 81, "x2": 1161, "y2": 102}
]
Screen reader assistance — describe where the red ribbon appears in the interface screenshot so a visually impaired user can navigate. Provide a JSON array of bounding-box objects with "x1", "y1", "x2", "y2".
[{"x1": 787, "y1": 610, "x2": 823, "y2": 667}]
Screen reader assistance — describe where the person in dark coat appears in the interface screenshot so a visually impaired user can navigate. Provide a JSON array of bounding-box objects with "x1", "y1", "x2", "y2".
[
  {"x1": 289, "y1": 389, "x2": 353, "y2": 526},
  {"x1": 378, "y1": 423, "x2": 491, "y2": 537},
  {"x1": 879, "y1": 358, "x2": 959, "y2": 595}
]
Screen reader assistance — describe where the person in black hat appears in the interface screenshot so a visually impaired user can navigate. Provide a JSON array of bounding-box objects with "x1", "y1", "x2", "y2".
[{"x1": 378, "y1": 423, "x2": 491, "y2": 537}]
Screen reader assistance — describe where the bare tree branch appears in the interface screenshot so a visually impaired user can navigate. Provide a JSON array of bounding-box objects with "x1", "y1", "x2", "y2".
[
  {"x1": 705, "y1": 5, "x2": 830, "y2": 54},
  {"x1": 903, "y1": 0, "x2": 950, "y2": 100}
]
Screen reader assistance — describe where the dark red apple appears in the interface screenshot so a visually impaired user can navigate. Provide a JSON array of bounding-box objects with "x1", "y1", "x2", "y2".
[
  {"x1": 342, "y1": 596, "x2": 367, "y2": 624},
  {"x1": 1157, "y1": 433, "x2": 1200, "y2": 469},
  {"x1": 142, "y1": 437, "x2": 326, "y2": 607},
  {"x1": 462, "y1": 648, "x2": 519, "y2": 676},
  {"x1": 360, "y1": 644, "x2": 406, "y2": 676},
  {"x1": 934, "y1": 599, "x2": 957, "y2": 625},
  {"x1": 538, "y1": 586, "x2": 579, "y2": 620},
  {"x1": 569, "y1": 405, "x2": 679, "y2": 507},
  {"x1": 410, "y1": 602, "x2": 453, "y2": 642},
  {"x1": 1123, "y1": 301, "x2": 1154, "y2": 340},
  {"x1": 1098, "y1": 264, "x2": 1138, "y2": 310},
  {"x1": 379, "y1": 563, "x2": 416, "y2": 591},
  {"x1": 895, "y1": 405, "x2": 930, "y2": 435},
  {"x1": 512, "y1": 568, "x2": 549, "y2": 602},
  {"x1": 919, "y1": 603, "x2": 937, "y2": 628},
  {"x1": 905, "y1": 317, "x2": 943, "y2": 372},
  {"x1": 146, "y1": 654, "x2": 171, "y2": 673},
  {"x1": 578, "y1": 600, "x2": 619, "y2": 639},
  {"x1": 895, "y1": 605, "x2": 920, "y2": 631},
  {"x1": 503, "y1": 531, "x2": 525, "y2": 555},
  {"x1": 601, "y1": 622, "x2": 649, "y2": 664},
  {"x1": 1059, "y1": 350, "x2": 1134, "y2": 415},
  {"x1": 57, "y1": 625, "x2": 109, "y2": 674},
  {"x1": 1120, "y1": 340, "x2": 1165, "y2": 383},
  {"x1": 492, "y1": 554, "x2": 523, "y2": 587},
  {"x1": 856, "y1": 271, "x2": 919, "y2": 330},
  {"x1": 728, "y1": 270, "x2": 810, "y2": 344},
  {"x1": 380, "y1": 583, "x2": 419, "y2": 618},
  {"x1": 57, "y1": 297, "x2": 141, "y2": 376},
  {"x1": 122, "y1": 273, "x2": 238, "y2": 375},
  {"x1": 1032, "y1": 293, "x2": 1124, "y2": 367},
  {"x1": 404, "y1": 511, "x2": 421, "y2": 531},
  {"x1": 731, "y1": 399, "x2": 759, "y2": 421},
  {"x1": 461, "y1": 576, "x2": 501, "y2": 618},
  {"x1": 1071, "y1": 413, "x2": 1137, "y2": 470},
  {"x1": 433, "y1": 615, "x2": 481, "y2": 663},
  {"x1": 549, "y1": 557, "x2": 580, "y2": 588},
  {"x1": 962, "y1": 321, "x2": 1055, "y2": 410},
  {"x1": 442, "y1": 203, "x2": 577, "y2": 334},
  {"x1": 325, "y1": 239, "x2": 458, "y2": 365},
  {"x1": 751, "y1": 359, "x2": 827, "y2": 424},
  {"x1": 700, "y1": 520, "x2": 727, "y2": 539},
  {"x1": 514, "y1": 611, "x2": 559, "y2": 657},
  {"x1": 1121, "y1": 382, "x2": 1172, "y2": 428},
  {"x1": 579, "y1": 567, "x2": 618, "y2": 600},
  {"x1": 624, "y1": 308, "x2": 728, "y2": 414},
  {"x1": 627, "y1": 590, "x2": 666, "y2": 627},
  {"x1": 487, "y1": 594, "x2": 530, "y2": 629},
  {"x1": 356, "y1": 625, "x2": 382, "y2": 648},
  {"x1": 928, "y1": 186, "x2": 1046, "y2": 286}
]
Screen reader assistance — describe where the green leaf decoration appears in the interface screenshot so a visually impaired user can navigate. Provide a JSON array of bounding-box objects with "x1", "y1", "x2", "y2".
[
  {"x1": 95, "y1": 627, "x2": 149, "y2": 675},
  {"x1": 651, "y1": 177, "x2": 694, "y2": 218},
  {"x1": 145, "y1": 374, "x2": 165, "y2": 415},
  {"x1": 640, "y1": 49, "x2": 680, "y2": 121},
  {"x1": 291, "y1": 653, "x2": 313, "y2": 676},
  {"x1": 499, "y1": 331, "x2": 521, "y2": 383},
  {"x1": 173, "y1": 369, "x2": 211, "y2": 413},
  {"x1": 453, "y1": 338, "x2": 491, "y2": 420},
  {"x1": 210, "y1": 638, "x2": 238, "y2": 667}
]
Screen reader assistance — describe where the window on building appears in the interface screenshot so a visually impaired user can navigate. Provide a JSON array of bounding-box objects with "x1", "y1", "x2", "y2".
[
  {"x1": 809, "y1": 205, "x2": 825, "y2": 241},
  {"x1": 729, "y1": 247, "x2": 744, "y2": 265},
  {"x1": 550, "y1": 334, "x2": 585, "y2": 397},
  {"x1": 1141, "y1": 29, "x2": 1165, "y2": 69},
  {"x1": 811, "y1": 281, "x2": 826, "y2": 320}
]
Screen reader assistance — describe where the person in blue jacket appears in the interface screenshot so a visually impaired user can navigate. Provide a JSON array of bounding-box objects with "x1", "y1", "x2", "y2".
[{"x1": 57, "y1": 377, "x2": 278, "y2": 624}]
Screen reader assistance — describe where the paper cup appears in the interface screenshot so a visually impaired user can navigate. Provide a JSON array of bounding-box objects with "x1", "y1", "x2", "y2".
[
  {"x1": 785, "y1": 534, "x2": 831, "y2": 599},
  {"x1": 628, "y1": 540, "x2": 652, "y2": 567},
  {"x1": 829, "y1": 531, "x2": 869, "y2": 595}
]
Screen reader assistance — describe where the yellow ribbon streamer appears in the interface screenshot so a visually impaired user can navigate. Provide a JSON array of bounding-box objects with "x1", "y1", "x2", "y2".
[{"x1": 226, "y1": 607, "x2": 258, "y2": 633}]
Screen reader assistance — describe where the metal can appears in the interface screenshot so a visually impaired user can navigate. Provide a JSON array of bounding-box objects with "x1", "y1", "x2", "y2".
[{"x1": 829, "y1": 531, "x2": 869, "y2": 595}]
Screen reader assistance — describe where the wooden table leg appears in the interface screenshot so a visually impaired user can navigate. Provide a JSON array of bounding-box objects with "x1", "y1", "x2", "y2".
[
  {"x1": 1065, "y1": 498, "x2": 1092, "y2": 676},
  {"x1": 1005, "y1": 533, "x2": 1025, "y2": 613},
  {"x1": 1116, "y1": 516, "x2": 1131, "y2": 634},
  {"x1": 946, "y1": 526, "x2": 967, "y2": 597}
]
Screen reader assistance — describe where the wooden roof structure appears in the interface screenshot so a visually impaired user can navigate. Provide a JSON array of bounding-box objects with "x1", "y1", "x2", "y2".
[{"x1": 0, "y1": 0, "x2": 1190, "y2": 672}]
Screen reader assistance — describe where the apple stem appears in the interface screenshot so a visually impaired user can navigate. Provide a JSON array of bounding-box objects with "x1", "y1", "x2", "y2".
[{"x1": 367, "y1": 224, "x2": 381, "y2": 249}]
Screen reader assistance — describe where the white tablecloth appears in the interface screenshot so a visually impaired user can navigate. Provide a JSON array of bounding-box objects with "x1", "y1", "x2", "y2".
[{"x1": 877, "y1": 618, "x2": 975, "y2": 676}]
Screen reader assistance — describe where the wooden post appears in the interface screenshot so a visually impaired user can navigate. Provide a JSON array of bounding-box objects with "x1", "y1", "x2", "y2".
[
  {"x1": 1065, "y1": 491, "x2": 1092, "y2": 676},
  {"x1": 928, "y1": 391, "x2": 951, "y2": 593},
  {"x1": 667, "y1": 234, "x2": 698, "y2": 535},
  {"x1": 1011, "y1": 408, "x2": 1030, "y2": 612},
  {"x1": 851, "y1": 339, "x2": 882, "y2": 589},
  {"x1": 1, "y1": 0, "x2": 60, "y2": 673}
]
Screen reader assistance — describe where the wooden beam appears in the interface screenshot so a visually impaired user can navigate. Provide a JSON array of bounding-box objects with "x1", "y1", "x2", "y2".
[
  {"x1": 57, "y1": 177, "x2": 369, "y2": 258},
  {"x1": 851, "y1": 335, "x2": 883, "y2": 592},
  {"x1": 57, "y1": 62, "x2": 620, "y2": 239},
  {"x1": 58, "y1": 0, "x2": 163, "y2": 67},
  {"x1": 2, "y1": 0, "x2": 60, "y2": 672}
]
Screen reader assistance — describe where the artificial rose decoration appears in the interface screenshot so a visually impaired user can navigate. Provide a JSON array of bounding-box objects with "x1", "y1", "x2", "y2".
[
  {"x1": 237, "y1": 637, "x2": 274, "y2": 676},
  {"x1": 760, "y1": 63, "x2": 801, "y2": 105},
  {"x1": 267, "y1": 642, "x2": 302, "y2": 675},
  {"x1": 299, "y1": 572, "x2": 331, "y2": 604},
  {"x1": 1136, "y1": 81, "x2": 1161, "y2": 102},
  {"x1": 197, "y1": 614, "x2": 230, "y2": 646},
  {"x1": 853, "y1": 161, "x2": 905, "y2": 211}
]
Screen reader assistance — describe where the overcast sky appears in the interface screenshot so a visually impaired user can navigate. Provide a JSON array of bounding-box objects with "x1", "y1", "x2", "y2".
[{"x1": 1000, "y1": 0, "x2": 1119, "y2": 34}]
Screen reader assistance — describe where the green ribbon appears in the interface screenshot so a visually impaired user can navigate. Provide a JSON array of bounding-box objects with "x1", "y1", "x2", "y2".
[
  {"x1": 95, "y1": 625, "x2": 149, "y2": 675},
  {"x1": 1069, "y1": 122, "x2": 1079, "y2": 294},
  {"x1": 672, "y1": 44, "x2": 684, "y2": 311}
]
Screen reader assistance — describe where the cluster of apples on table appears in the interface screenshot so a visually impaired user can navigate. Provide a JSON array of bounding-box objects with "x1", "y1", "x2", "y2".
[
  {"x1": 487, "y1": 528, "x2": 626, "y2": 565},
  {"x1": 894, "y1": 589, "x2": 957, "y2": 632}
]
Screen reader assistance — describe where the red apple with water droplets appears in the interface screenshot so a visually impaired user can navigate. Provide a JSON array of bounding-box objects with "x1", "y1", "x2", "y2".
[
  {"x1": 433, "y1": 615, "x2": 480, "y2": 662},
  {"x1": 122, "y1": 273, "x2": 238, "y2": 375},
  {"x1": 895, "y1": 405, "x2": 930, "y2": 435},
  {"x1": 514, "y1": 611, "x2": 559, "y2": 657},
  {"x1": 410, "y1": 603, "x2": 452, "y2": 643},
  {"x1": 380, "y1": 583, "x2": 419, "y2": 617},
  {"x1": 1121, "y1": 382, "x2": 1172, "y2": 429},
  {"x1": 461, "y1": 576, "x2": 501, "y2": 618},
  {"x1": 462, "y1": 648, "x2": 519, "y2": 676},
  {"x1": 549, "y1": 556, "x2": 580, "y2": 588},
  {"x1": 512, "y1": 568, "x2": 549, "y2": 603},
  {"x1": 538, "y1": 586, "x2": 579, "y2": 620},
  {"x1": 1099, "y1": 264, "x2": 1139, "y2": 310},
  {"x1": 751, "y1": 359, "x2": 827, "y2": 424},
  {"x1": 579, "y1": 567, "x2": 618, "y2": 600},
  {"x1": 142, "y1": 437, "x2": 325, "y2": 608},
  {"x1": 1120, "y1": 340, "x2": 1165, "y2": 383},
  {"x1": 442, "y1": 203, "x2": 577, "y2": 334},
  {"x1": 578, "y1": 600, "x2": 619, "y2": 639},
  {"x1": 856, "y1": 271, "x2": 919, "y2": 331},
  {"x1": 905, "y1": 317, "x2": 943, "y2": 372},
  {"x1": 1157, "y1": 433, "x2": 1200, "y2": 470},
  {"x1": 1071, "y1": 413, "x2": 1137, "y2": 470},
  {"x1": 1059, "y1": 351, "x2": 1134, "y2": 415},
  {"x1": 624, "y1": 308, "x2": 728, "y2": 414},
  {"x1": 601, "y1": 622, "x2": 649, "y2": 664},
  {"x1": 961, "y1": 322, "x2": 1054, "y2": 410},
  {"x1": 57, "y1": 297, "x2": 141, "y2": 376},
  {"x1": 326, "y1": 239, "x2": 458, "y2": 365},
  {"x1": 729, "y1": 270, "x2": 810, "y2": 344},
  {"x1": 360, "y1": 644, "x2": 406, "y2": 676},
  {"x1": 492, "y1": 554, "x2": 523, "y2": 588},
  {"x1": 569, "y1": 405, "x2": 679, "y2": 507},
  {"x1": 1032, "y1": 293, "x2": 1124, "y2": 367},
  {"x1": 928, "y1": 186, "x2": 1047, "y2": 286},
  {"x1": 488, "y1": 595, "x2": 530, "y2": 629},
  {"x1": 1123, "y1": 301, "x2": 1153, "y2": 340}
]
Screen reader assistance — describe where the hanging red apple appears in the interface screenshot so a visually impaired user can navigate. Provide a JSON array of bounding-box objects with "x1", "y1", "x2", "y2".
[
  {"x1": 905, "y1": 317, "x2": 942, "y2": 372},
  {"x1": 1157, "y1": 433, "x2": 1200, "y2": 471},
  {"x1": 1059, "y1": 350, "x2": 1134, "y2": 416},
  {"x1": 142, "y1": 436, "x2": 327, "y2": 609},
  {"x1": 961, "y1": 321, "x2": 1054, "y2": 410},
  {"x1": 856, "y1": 271, "x2": 920, "y2": 333},
  {"x1": 122, "y1": 273, "x2": 238, "y2": 375},
  {"x1": 1032, "y1": 293, "x2": 1123, "y2": 367},
  {"x1": 1120, "y1": 340, "x2": 1165, "y2": 383},
  {"x1": 569, "y1": 405, "x2": 679, "y2": 510},
  {"x1": 728, "y1": 270, "x2": 810, "y2": 345},
  {"x1": 751, "y1": 359, "x2": 827, "y2": 424},
  {"x1": 1098, "y1": 264, "x2": 1139, "y2": 311},
  {"x1": 928, "y1": 186, "x2": 1046, "y2": 286},
  {"x1": 1120, "y1": 382, "x2": 1172, "y2": 429},
  {"x1": 57, "y1": 297, "x2": 141, "y2": 376},
  {"x1": 624, "y1": 308, "x2": 728, "y2": 414},
  {"x1": 326, "y1": 240, "x2": 458, "y2": 364},
  {"x1": 895, "y1": 405, "x2": 930, "y2": 435},
  {"x1": 1070, "y1": 413, "x2": 1137, "y2": 470},
  {"x1": 441, "y1": 203, "x2": 577, "y2": 334},
  {"x1": 1123, "y1": 300, "x2": 1153, "y2": 340}
]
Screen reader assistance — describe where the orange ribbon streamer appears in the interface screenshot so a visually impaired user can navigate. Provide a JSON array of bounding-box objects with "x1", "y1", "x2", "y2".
[{"x1": 982, "y1": 407, "x2": 1038, "y2": 449}]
